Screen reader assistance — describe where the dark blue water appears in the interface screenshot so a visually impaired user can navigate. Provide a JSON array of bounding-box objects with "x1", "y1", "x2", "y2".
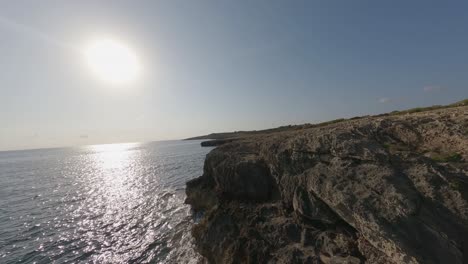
[{"x1": 0, "y1": 140, "x2": 212, "y2": 263}]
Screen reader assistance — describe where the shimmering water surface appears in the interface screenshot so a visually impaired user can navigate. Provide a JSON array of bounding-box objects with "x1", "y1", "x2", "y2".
[{"x1": 0, "y1": 140, "x2": 212, "y2": 263}]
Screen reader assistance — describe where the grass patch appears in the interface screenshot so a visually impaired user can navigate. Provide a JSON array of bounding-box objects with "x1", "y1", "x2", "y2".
[
  {"x1": 431, "y1": 153, "x2": 463, "y2": 163},
  {"x1": 389, "y1": 98, "x2": 467, "y2": 116},
  {"x1": 383, "y1": 142, "x2": 411, "y2": 152},
  {"x1": 449, "y1": 180, "x2": 462, "y2": 190},
  {"x1": 317, "y1": 118, "x2": 346, "y2": 127},
  {"x1": 391, "y1": 105, "x2": 443, "y2": 116},
  {"x1": 187, "y1": 98, "x2": 468, "y2": 141},
  {"x1": 451, "y1": 98, "x2": 468, "y2": 106}
]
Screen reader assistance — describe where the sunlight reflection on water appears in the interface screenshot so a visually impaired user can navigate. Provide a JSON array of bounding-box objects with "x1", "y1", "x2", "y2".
[
  {"x1": 0, "y1": 140, "x2": 212, "y2": 263},
  {"x1": 87, "y1": 143, "x2": 143, "y2": 213}
]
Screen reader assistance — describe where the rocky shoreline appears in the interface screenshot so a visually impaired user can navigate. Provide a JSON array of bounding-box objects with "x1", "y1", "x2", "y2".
[{"x1": 186, "y1": 106, "x2": 468, "y2": 263}]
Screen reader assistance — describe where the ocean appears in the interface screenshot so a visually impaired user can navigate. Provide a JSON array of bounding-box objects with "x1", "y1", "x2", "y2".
[{"x1": 0, "y1": 140, "x2": 213, "y2": 263}]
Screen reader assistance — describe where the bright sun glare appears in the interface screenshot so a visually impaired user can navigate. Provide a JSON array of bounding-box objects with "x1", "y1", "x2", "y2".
[{"x1": 84, "y1": 39, "x2": 140, "y2": 84}]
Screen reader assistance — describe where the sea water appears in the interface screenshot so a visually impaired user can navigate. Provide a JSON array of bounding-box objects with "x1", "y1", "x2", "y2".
[{"x1": 0, "y1": 140, "x2": 212, "y2": 263}]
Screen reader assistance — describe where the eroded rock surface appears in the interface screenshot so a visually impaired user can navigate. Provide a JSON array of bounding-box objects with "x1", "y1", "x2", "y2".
[{"x1": 186, "y1": 106, "x2": 468, "y2": 264}]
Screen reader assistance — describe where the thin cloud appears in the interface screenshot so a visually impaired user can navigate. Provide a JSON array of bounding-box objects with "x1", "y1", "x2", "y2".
[
  {"x1": 423, "y1": 86, "x2": 445, "y2": 92},
  {"x1": 0, "y1": 15, "x2": 76, "y2": 51},
  {"x1": 378, "y1": 97, "x2": 391, "y2": 103}
]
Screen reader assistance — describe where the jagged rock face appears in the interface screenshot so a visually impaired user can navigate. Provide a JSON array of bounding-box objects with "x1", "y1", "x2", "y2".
[{"x1": 186, "y1": 107, "x2": 468, "y2": 264}]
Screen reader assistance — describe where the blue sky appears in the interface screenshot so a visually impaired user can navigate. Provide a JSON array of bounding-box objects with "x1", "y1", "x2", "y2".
[{"x1": 0, "y1": 1, "x2": 467, "y2": 150}]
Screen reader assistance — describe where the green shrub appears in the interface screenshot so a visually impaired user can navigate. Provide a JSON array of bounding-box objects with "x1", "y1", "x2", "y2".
[
  {"x1": 452, "y1": 99, "x2": 468, "y2": 106},
  {"x1": 432, "y1": 153, "x2": 463, "y2": 163}
]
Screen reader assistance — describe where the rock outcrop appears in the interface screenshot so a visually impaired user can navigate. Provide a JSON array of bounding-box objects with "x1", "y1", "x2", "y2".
[{"x1": 186, "y1": 106, "x2": 468, "y2": 264}]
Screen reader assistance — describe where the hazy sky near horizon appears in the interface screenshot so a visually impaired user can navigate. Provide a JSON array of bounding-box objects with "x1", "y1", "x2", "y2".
[{"x1": 1, "y1": 1, "x2": 467, "y2": 151}]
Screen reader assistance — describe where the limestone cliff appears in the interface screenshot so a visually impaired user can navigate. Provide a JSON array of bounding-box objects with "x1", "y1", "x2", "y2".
[{"x1": 186, "y1": 106, "x2": 468, "y2": 264}]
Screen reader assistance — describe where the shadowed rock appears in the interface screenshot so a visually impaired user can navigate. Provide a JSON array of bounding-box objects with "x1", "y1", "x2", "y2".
[{"x1": 201, "y1": 139, "x2": 238, "y2": 147}]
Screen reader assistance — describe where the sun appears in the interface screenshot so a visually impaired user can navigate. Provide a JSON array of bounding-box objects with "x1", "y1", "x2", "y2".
[{"x1": 84, "y1": 39, "x2": 140, "y2": 84}]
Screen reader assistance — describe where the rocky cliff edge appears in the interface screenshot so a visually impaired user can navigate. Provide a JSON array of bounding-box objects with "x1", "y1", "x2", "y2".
[{"x1": 186, "y1": 106, "x2": 468, "y2": 264}]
